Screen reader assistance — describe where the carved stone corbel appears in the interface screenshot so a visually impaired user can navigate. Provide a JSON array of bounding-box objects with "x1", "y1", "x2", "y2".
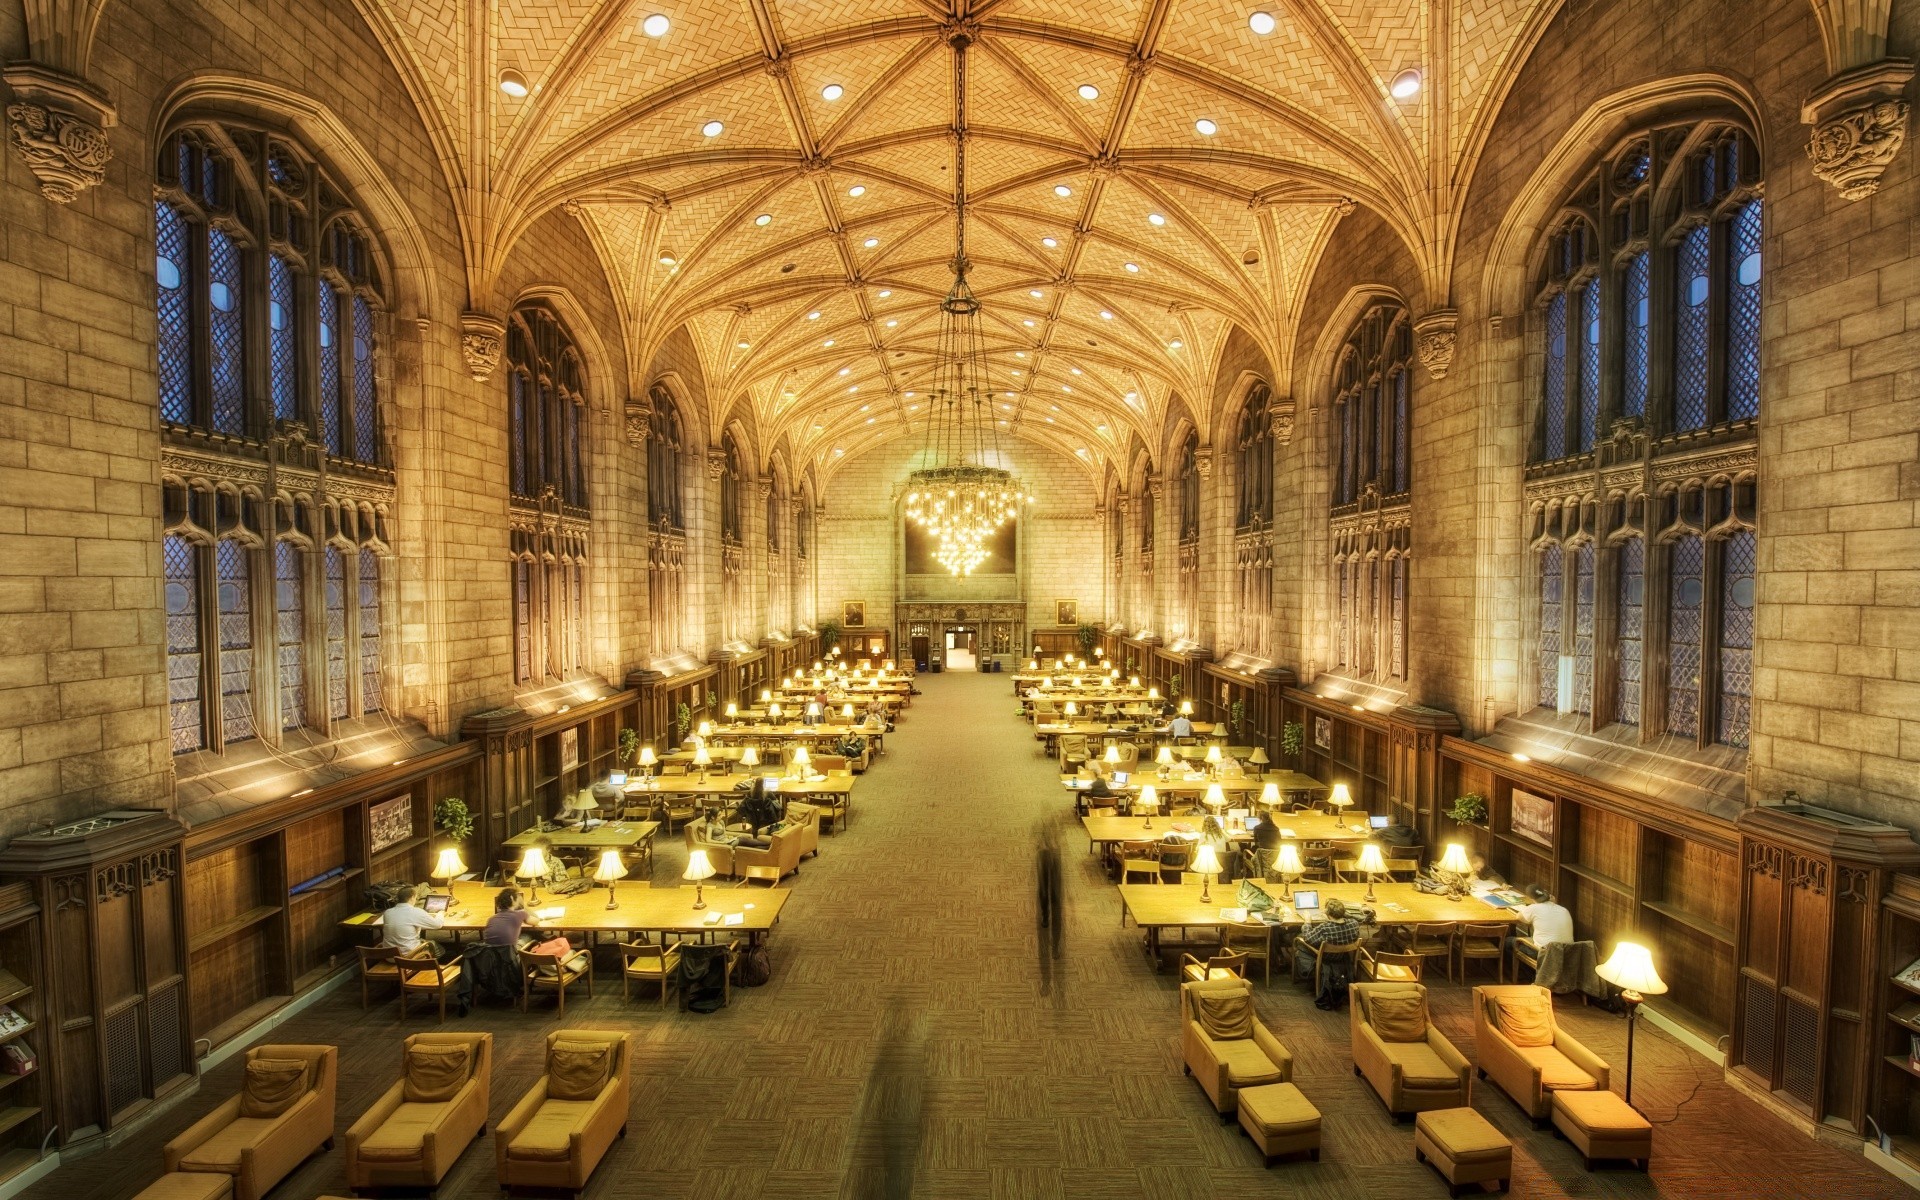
[
  {"x1": 1803, "y1": 59, "x2": 1915, "y2": 201},
  {"x1": 1267, "y1": 395, "x2": 1296, "y2": 445},
  {"x1": 459, "y1": 310, "x2": 506, "y2": 381},
  {"x1": 1414, "y1": 309, "x2": 1458, "y2": 380},
  {"x1": 624, "y1": 402, "x2": 653, "y2": 448},
  {"x1": 3, "y1": 64, "x2": 115, "y2": 203},
  {"x1": 1194, "y1": 447, "x2": 1213, "y2": 479},
  {"x1": 706, "y1": 450, "x2": 727, "y2": 479}
]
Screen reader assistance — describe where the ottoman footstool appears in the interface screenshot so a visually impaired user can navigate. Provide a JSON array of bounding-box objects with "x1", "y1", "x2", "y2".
[
  {"x1": 1236, "y1": 1081, "x2": 1322, "y2": 1165},
  {"x1": 1413, "y1": 1107, "x2": 1511, "y2": 1196},
  {"x1": 133, "y1": 1173, "x2": 233, "y2": 1200},
  {"x1": 1552, "y1": 1089, "x2": 1652, "y2": 1170}
]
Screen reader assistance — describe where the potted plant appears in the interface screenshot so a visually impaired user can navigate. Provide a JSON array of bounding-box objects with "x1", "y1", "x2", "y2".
[
  {"x1": 1280, "y1": 720, "x2": 1304, "y2": 760},
  {"x1": 1076, "y1": 622, "x2": 1100, "y2": 657},
  {"x1": 617, "y1": 727, "x2": 640, "y2": 768},
  {"x1": 674, "y1": 701, "x2": 692, "y2": 744},
  {"x1": 818, "y1": 619, "x2": 841, "y2": 652},
  {"x1": 1229, "y1": 698, "x2": 1247, "y2": 739},
  {"x1": 1447, "y1": 792, "x2": 1489, "y2": 826},
  {"x1": 433, "y1": 796, "x2": 475, "y2": 846}
]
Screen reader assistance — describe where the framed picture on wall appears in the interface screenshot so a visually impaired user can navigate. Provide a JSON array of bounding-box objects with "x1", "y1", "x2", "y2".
[
  {"x1": 560, "y1": 728, "x2": 579, "y2": 774},
  {"x1": 1510, "y1": 789, "x2": 1554, "y2": 846},
  {"x1": 369, "y1": 795, "x2": 413, "y2": 854},
  {"x1": 1056, "y1": 599, "x2": 1077, "y2": 626},
  {"x1": 843, "y1": 600, "x2": 866, "y2": 628},
  {"x1": 1313, "y1": 716, "x2": 1332, "y2": 750}
]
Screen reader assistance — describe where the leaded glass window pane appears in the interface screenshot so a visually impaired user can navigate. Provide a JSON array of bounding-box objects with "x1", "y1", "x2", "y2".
[
  {"x1": 1674, "y1": 224, "x2": 1711, "y2": 431},
  {"x1": 216, "y1": 540, "x2": 254, "y2": 744},
  {"x1": 1616, "y1": 538, "x2": 1644, "y2": 727},
  {"x1": 1543, "y1": 292, "x2": 1567, "y2": 458},
  {"x1": 156, "y1": 203, "x2": 193, "y2": 425},
  {"x1": 1391, "y1": 558, "x2": 1406, "y2": 678},
  {"x1": 1539, "y1": 544, "x2": 1562, "y2": 709},
  {"x1": 269, "y1": 254, "x2": 297, "y2": 422},
  {"x1": 325, "y1": 545, "x2": 349, "y2": 719},
  {"x1": 1719, "y1": 530, "x2": 1756, "y2": 747},
  {"x1": 207, "y1": 227, "x2": 246, "y2": 436},
  {"x1": 275, "y1": 542, "x2": 305, "y2": 730},
  {"x1": 1393, "y1": 370, "x2": 1409, "y2": 494},
  {"x1": 1336, "y1": 559, "x2": 1350, "y2": 668},
  {"x1": 573, "y1": 562, "x2": 587, "y2": 671},
  {"x1": 1578, "y1": 283, "x2": 1600, "y2": 452},
  {"x1": 1622, "y1": 252, "x2": 1650, "y2": 419},
  {"x1": 514, "y1": 561, "x2": 532, "y2": 683},
  {"x1": 1572, "y1": 543, "x2": 1595, "y2": 715},
  {"x1": 1727, "y1": 199, "x2": 1763, "y2": 421},
  {"x1": 510, "y1": 372, "x2": 528, "y2": 496},
  {"x1": 352, "y1": 295, "x2": 378, "y2": 462},
  {"x1": 318, "y1": 281, "x2": 343, "y2": 455},
  {"x1": 165, "y1": 536, "x2": 203, "y2": 753},
  {"x1": 358, "y1": 548, "x2": 382, "y2": 713},
  {"x1": 1668, "y1": 536, "x2": 1704, "y2": 737}
]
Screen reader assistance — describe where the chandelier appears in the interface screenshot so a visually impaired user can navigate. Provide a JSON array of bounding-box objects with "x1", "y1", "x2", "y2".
[{"x1": 903, "y1": 28, "x2": 1027, "y2": 576}]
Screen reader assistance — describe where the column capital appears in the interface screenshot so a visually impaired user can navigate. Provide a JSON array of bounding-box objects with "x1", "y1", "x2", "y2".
[
  {"x1": 3, "y1": 63, "x2": 115, "y2": 204},
  {"x1": 1414, "y1": 309, "x2": 1459, "y2": 380},
  {"x1": 458, "y1": 310, "x2": 506, "y2": 381},
  {"x1": 1803, "y1": 59, "x2": 1915, "y2": 201}
]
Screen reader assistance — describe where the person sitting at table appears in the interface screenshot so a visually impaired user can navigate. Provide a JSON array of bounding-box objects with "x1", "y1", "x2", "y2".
[
  {"x1": 1467, "y1": 853, "x2": 1506, "y2": 894},
  {"x1": 381, "y1": 885, "x2": 446, "y2": 958},
  {"x1": 1515, "y1": 885, "x2": 1573, "y2": 947},
  {"x1": 1293, "y1": 897, "x2": 1362, "y2": 1005},
  {"x1": 1084, "y1": 763, "x2": 1116, "y2": 802},
  {"x1": 529, "y1": 836, "x2": 574, "y2": 887},
  {"x1": 1167, "y1": 712, "x2": 1194, "y2": 739},
  {"x1": 1198, "y1": 814, "x2": 1232, "y2": 879},
  {"x1": 484, "y1": 887, "x2": 535, "y2": 945}
]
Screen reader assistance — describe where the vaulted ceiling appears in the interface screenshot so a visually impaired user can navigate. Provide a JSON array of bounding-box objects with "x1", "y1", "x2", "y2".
[{"x1": 353, "y1": 0, "x2": 1565, "y2": 481}]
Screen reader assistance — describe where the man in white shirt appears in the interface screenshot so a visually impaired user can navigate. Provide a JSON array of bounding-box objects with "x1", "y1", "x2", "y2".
[
  {"x1": 1168, "y1": 714, "x2": 1194, "y2": 739},
  {"x1": 1516, "y1": 886, "x2": 1574, "y2": 947},
  {"x1": 381, "y1": 885, "x2": 444, "y2": 957}
]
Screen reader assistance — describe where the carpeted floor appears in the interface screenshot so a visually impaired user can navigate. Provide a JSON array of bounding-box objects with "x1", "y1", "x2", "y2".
[{"x1": 32, "y1": 669, "x2": 1910, "y2": 1199}]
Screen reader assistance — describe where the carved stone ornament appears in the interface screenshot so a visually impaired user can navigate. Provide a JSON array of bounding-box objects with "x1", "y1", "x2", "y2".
[
  {"x1": 1414, "y1": 309, "x2": 1459, "y2": 381},
  {"x1": 3, "y1": 64, "x2": 116, "y2": 204},
  {"x1": 1803, "y1": 59, "x2": 1916, "y2": 201},
  {"x1": 1194, "y1": 448, "x2": 1213, "y2": 479},
  {"x1": 1267, "y1": 396, "x2": 1297, "y2": 445},
  {"x1": 459, "y1": 310, "x2": 506, "y2": 381},
  {"x1": 706, "y1": 450, "x2": 727, "y2": 479},
  {"x1": 624, "y1": 402, "x2": 653, "y2": 448}
]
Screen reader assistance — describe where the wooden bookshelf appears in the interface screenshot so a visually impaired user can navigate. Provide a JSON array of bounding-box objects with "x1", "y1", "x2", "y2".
[{"x1": 0, "y1": 886, "x2": 45, "y2": 1185}]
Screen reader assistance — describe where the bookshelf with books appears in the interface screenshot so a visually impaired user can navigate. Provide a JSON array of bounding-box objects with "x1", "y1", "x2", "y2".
[
  {"x1": 0, "y1": 885, "x2": 44, "y2": 1186},
  {"x1": 1873, "y1": 875, "x2": 1920, "y2": 1172}
]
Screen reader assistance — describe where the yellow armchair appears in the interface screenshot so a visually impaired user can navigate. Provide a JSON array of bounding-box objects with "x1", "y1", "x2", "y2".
[
  {"x1": 1180, "y1": 977, "x2": 1292, "y2": 1120},
  {"x1": 731, "y1": 826, "x2": 804, "y2": 885},
  {"x1": 164, "y1": 1044, "x2": 337, "y2": 1200},
  {"x1": 783, "y1": 801, "x2": 822, "y2": 860},
  {"x1": 345, "y1": 1032, "x2": 491, "y2": 1193},
  {"x1": 496, "y1": 1030, "x2": 630, "y2": 1196},
  {"x1": 1472, "y1": 983, "x2": 1609, "y2": 1124},
  {"x1": 1349, "y1": 983, "x2": 1471, "y2": 1119}
]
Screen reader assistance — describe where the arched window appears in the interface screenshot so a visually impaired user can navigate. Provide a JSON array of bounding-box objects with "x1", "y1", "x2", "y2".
[
  {"x1": 647, "y1": 387, "x2": 684, "y2": 531},
  {"x1": 507, "y1": 305, "x2": 591, "y2": 684},
  {"x1": 1177, "y1": 432, "x2": 1201, "y2": 542},
  {"x1": 721, "y1": 433, "x2": 746, "y2": 544},
  {"x1": 1329, "y1": 303, "x2": 1413, "y2": 682},
  {"x1": 1235, "y1": 383, "x2": 1274, "y2": 530},
  {"x1": 1331, "y1": 304, "x2": 1412, "y2": 505},
  {"x1": 507, "y1": 307, "x2": 587, "y2": 505}
]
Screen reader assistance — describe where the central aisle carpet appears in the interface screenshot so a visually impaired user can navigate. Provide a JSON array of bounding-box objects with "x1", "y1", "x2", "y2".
[{"x1": 30, "y1": 669, "x2": 1907, "y2": 1198}]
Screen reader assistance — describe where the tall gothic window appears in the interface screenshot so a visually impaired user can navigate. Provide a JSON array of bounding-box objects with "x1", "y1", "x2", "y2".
[
  {"x1": 648, "y1": 388, "x2": 685, "y2": 530},
  {"x1": 1527, "y1": 120, "x2": 1760, "y2": 752},
  {"x1": 157, "y1": 124, "x2": 392, "y2": 756},
  {"x1": 1235, "y1": 385, "x2": 1273, "y2": 529},
  {"x1": 1233, "y1": 387, "x2": 1276, "y2": 657},
  {"x1": 721, "y1": 433, "x2": 746, "y2": 544},
  {"x1": 1176, "y1": 432, "x2": 1201, "y2": 637},
  {"x1": 719, "y1": 433, "x2": 748, "y2": 641},
  {"x1": 646, "y1": 386, "x2": 689, "y2": 656},
  {"x1": 1330, "y1": 302, "x2": 1412, "y2": 681},
  {"x1": 507, "y1": 306, "x2": 591, "y2": 684}
]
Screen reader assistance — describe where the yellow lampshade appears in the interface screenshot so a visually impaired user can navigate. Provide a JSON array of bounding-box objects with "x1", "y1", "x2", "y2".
[
  {"x1": 1156, "y1": 746, "x2": 1173, "y2": 765},
  {"x1": 1356, "y1": 843, "x2": 1388, "y2": 875},
  {"x1": 783, "y1": 676, "x2": 793, "y2": 687},
  {"x1": 1596, "y1": 941, "x2": 1668, "y2": 995},
  {"x1": 1277, "y1": 843, "x2": 1304, "y2": 875},
  {"x1": 842, "y1": 703, "x2": 854, "y2": 718},
  {"x1": 1328, "y1": 783, "x2": 1353, "y2": 809},
  {"x1": 1072, "y1": 677, "x2": 1082, "y2": 688},
  {"x1": 637, "y1": 746, "x2": 656, "y2": 767},
  {"x1": 807, "y1": 702, "x2": 821, "y2": 716},
  {"x1": 725, "y1": 702, "x2": 738, "y2": 718},
  {"x1": 1137, "y1": 785, "x2": 1159, "y2": 813},
  {"x1": 759, "y1": 688, "x2": 772, "y2": 702},
  {"x1": 1249, "y1": 746, "x2": 1270, "y2": 766},
  {"x1": 1179, "y1": 700, "x2": 1193, "y2": 715},
  {"x1": 1109, "y1": 667, "x2": 1119, "y2": 678},
  {"x1": 1064, "y1": 701, "x2": 1078, "y2": 716},
  {"x1": 432, "y1": 847, "x2": 466, "y2": 881},
  {"x1": 1438, "y1": 843, "x2": 1473, "y2": 875},
  {"x1": 1148, "y1": 687, "x2": 1160, "y2": 700},
  {"x1": 1205, "y1": 745, "x2": 1222, "y2": 764},
  {"x1": 883, "y1": 660, "x2": 894, "y2": 670},
  {"x1": 813, "y1": 661, "x2": 823, "y2": 670},
  {"x1": 1041, "y1": 676, "x2": 1052, "y2": 688},
  {"x1": 1055, "y1": 659, "x2": 1064, "y2": 670},
  {"x1": 1130, "y1": 675, "x2": 1140, "y2": 687},
  {"x1": 1260, "y1": 782, "x2": 1280, "y2": 807},
  {"x1": 792, "y1": 745, "x2": 811, "y2": 766},
  {"x1": 516, "y1": 846, "x2": 547, "y2": 881},
  {"x1": 1104, "y1": 745, "x2": 1120, "y2": 764},
  {"x1": 1192, "y1": 843, "x2": 1222, "y2": 875},
  {"x1": 693, "y1": 746, "x2": 712, "y2": 767},
  {"x1": 683, "y1": 849, "x2": 716, "y2": 883},
  {"x1": 1204, "y1": 782, "x2": 1226, "y2": 809},
  {"x1": 1095, "y1": 647, "x2": 1105, "y2": 658},
  {"x1": 697, "y1": 720, "x2": 712, "y2": 738},
  {"x1": 770, "y1": 702, "x2": 784, "y2": 718},
  {"x1": 593, "y1": 849, "x2": 628, "y2": 883},
  {"x1": 1029, "y1": 659, "x2": 1039, "y2": 670},
  {"x1": 741, "y1": 745, "x2": 760, "y2": 767},
  {"x1": 573, "y1": 788, "x2": 599, "y2": 812}
]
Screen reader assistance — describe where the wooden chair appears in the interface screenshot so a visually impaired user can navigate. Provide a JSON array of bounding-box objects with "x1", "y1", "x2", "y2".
[
  {"x1": 1180, "y1": 949, "x2": 1250, "y2": 983},
  {"x1": 1397, "y1": 922, "x2": 1459, "y2": 983},
  {"x1": 1119, "y1": 839, "x2": 1163, "y2": 884},
  {"x1": 1297, "y1": 937, "x2": 1362, "y2": 997},
  {"x1": 357, "y1": 944, "x2": 400, "y2": 1010},
  {"x1": 1511, "y1": 936, "x2": 1542, "y2": 982},
  {"x1": 1358, "y1": 945, "x2": 1425, "y2": 984},
  {"x1": 518, "y1": 947, "x2": 594, "y2": 1015},
  {"x1": 619, "y1": 940, "x2": 682, "y2": 1008},
  {"x1": 393, "y1": 950, "x2": 463, "y2": 1023},
  {"x1": 661, "y1": 795, "x2": 697, "y2": 834},
  {"x1": 1220, "y1": 920, "x2": 1274, "y2": 986},
  {"x1": 1157, "y1": 840, "x2": 1195, "y2": 880},
  {"x1": 1458, "y1": 922, "x2": 1509, "y2": 983}
]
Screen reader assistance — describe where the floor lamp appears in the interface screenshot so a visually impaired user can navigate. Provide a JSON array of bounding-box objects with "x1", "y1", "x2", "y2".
[{"x1": 1595, "y1": 941, "x2": 1668, "y2": 1109}]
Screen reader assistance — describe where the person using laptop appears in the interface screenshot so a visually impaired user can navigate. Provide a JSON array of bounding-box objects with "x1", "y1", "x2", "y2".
[
  {"x1": 1292, "y1": 896, "x2": 1360, "y2": 996},
  {"x1": 381, "y1": 884, "x2": 446, "y2": 958},
  {"x1": 1513, "y1": 885, "x2": 1574, "y2": 953},
  {"x1": 1167, "y1": 712, "x2": 1194, "y2": 739},
  {"x1": 1084, "y1": 763, "x2": 1116, "y2": 802}
]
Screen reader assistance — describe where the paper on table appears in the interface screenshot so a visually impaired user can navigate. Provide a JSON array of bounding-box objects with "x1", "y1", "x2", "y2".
[
  {"x1": 535, "y1": 907, "x2": 566, "y2": 919},
  {"x1": 723, "y1": 912, "x2": 745, "y2": 926}
]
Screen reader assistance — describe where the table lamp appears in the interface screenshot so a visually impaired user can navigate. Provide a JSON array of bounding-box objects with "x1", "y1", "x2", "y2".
[
  {"x1": 637, "y1": 745, "x2": 656, "y2": 786},
  {"x1": 1249, "y1": 746, "x2": 1270, "y2": 768},
  {"x1": 696, "y1": 719, "x2": 712, "y2": 739},
  {"x1": 1436, "y1": 842, "x2": 1473, "y2": 896},
  {"x1": 1205, "y1": 744, "x2": 1223, "y2": 778},
  {"x1": 1192, "y1": 842, "x2": 1222, "y2": 903},
  {"x1": 515, "y1": 845, "x2": 548, "y2": 903},
  {"x1": 1259, "y1": 781, "x2": 1280, "y2": 811},
  {"x1": 1204, "y1": 782, "x2": 1227, "y2": 813},
  {"x1": 1355, "y1": 842, "x2": 1387, "y2": 903},
  {"x1": 760, "y1": 688, "x2": 772, "y2": 703},
  {"x1": 740, "y1": 744, "x2": 760, "y2": 769},
  {"x1": 813, "y1": 660, "x2": 823, "y2": 671},
  {"x1": 431, "y1": 847, "x2": 466, "y2": 897},
  {"x1": 1273, "y1": 842, "x2": 1305, "y2": 899},
  {"x1": 1596, "y1": 941, "x2": 1667, "y2": 1108},
  {"x1": 684, "y1": 848, "x2": 716, "y2": 910},
  {"x1": 1129, "y1": 675, "x2": 1140, "y2": 687},
  {"x1": 1095, "y1": 646, "x2": 1105, "y2": 658},
  {"x1": 1104, "y1": 745, "x2": 1121, "y2": 766},
  {"x1": 791, "y1": 744, "x2": 811, "y2": 779},
  {"x1": 1156, "y1": 745, "x2": 1174, "y2": 780},
  {"x1": 572, "y1": 787, "x2": 599, "y2": 824},
  {"x1": 1055, "y1": 659, "x2": 1065, "y2": 670},
  {"x1": 594, "y1": 848, "x2": 628, "y2": 910},
  {"x1": 883, "y1": 659, "x2": 894, "y2": 671},
  {"x1": 1072, "y1": 676, "x2": 1082, "y2": 688},
  {"x1": 1148, "y1": 687, "x2": 1160, "y2": 701},
  {"x1": 1328, "y1": 782, "x2": 1355, "y2": 829},
  {"x1": 1179, "y1": 699, "x2": 1193, "y2": 716},
  {"x1": 725, "y1": 701, "x2": 738, "y2": 719},
  {"x1": 1064, "y1": 700, "x2": 1078, "y2": 717},
  {"x1": 693, "y1": 744, "x2": 712, "y2": 783},
  {"x1": 769, "y1": 701, "x2": 784, "y2": 719},
  {"x1": 807, "y1": 702, "x2": 822, "y2": 721},
  {"x1": 1041, "y1": 676, "x2": 1052, "y2": 689},
  {"x1": 1136, "y1": 784, "x2": 1159, "y2": 829}
]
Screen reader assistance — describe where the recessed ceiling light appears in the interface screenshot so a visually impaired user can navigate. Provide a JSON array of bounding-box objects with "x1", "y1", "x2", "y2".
[
  {"x1": 1124, "y1": 262, "x2": 1140, "y2": 272},
  {"x1": 1029, "y1": 289, "x2": 1043, "y2": 298},
  {"x1": 822, "y1": 83, "x2": 844, "y2": 101},
  {"x1": 642, "y1": 12, "x2": 670, "y2": 36},
  {"x1": 905, "y1": 391, "x2": 916, "y2": 397},
  {"x1": 1015, "y1": 351, "x2": 1026, "y2": 358},
  {"x1": 1390, "y1": 69, "x2": 1422, "y2": 99},
  {"x1": 1195, "y1": 118, "x2": 1218, "y2": 136},
  {"x1": 863, "y1": 237, "x2": 879, "y2": 248},
  {"x1": 1168, "y1": 339, "x2": 1183, "y2": 349},
  {"x1": 907, "y1": 405, "x2": 919, "y2": 411},
  {"x1": 1054, "y1": 185, "x2": 1072, "y2": 197},
  {"x1": 1061, "y1": 385, "x2": 1072, "y2": 393},
  {"x1": 1070, "y1": 367, "x2": 1082, "y2": 375},
  {"x1": 1001, "y1": 403, "x2": 1012, "y2": 410},
  {"x1": 807, "y1": 311, "x2": 821, "y2": 320},
  {"x1": 866, "y1": 417, "x2": 875, "y2": 424},
  {"x1": 1148, "y1": 213, "x2": 1166, "y2": 226},
  {"x1": 839, "y1": 367, "x2": 851, "y2": 376},
  {"x1": 701, "y1": 119, "x2": 724, "y2": 137},
  {"x1": 1051, "y1": 404, "x2": 1060, "y2": 411},
  {"x1": 498, "y1": 68, "x2": 529, "y2": 97},
  {"x1": 1077, "y1": 84, "x2": 1099, "y2": 100},
  {"x1": 736, "y1": 340, "x2": 750, "y2": 349},
  {"x1": 1099, "y1": 310, "x2": 1113, "y2": 319},
  {"x1": 860, "y1": 404, "x2": 870, "y2": 412},
  {"x1": 1042, "y1": 237, "x2": 1058, "y2": 248},
  {"x1": 658, "y1": 251, "x2": 677, "y2": 265},
  {"x1": 753, "y1": 213, "x2": 771, "y2": 226},
  {"x1": 1125, "y1": 390, "x2": 1138, "y2": 401},
  {"x1": 1010, "y1": 369, "x2": 1022, "y2": 375},
  {"x1": 1249, "y1": 10, "x2": 1276, "y2": 35},
  {"x1": 877, "y1": 289, "x2": 891, "y2": 297},
  {"x1": 822, "y1": 339, "x2": 834, "y2": 347},
  {"x1": 848, "y1": 184, "x2": 866, "y2": 197},
  {"x1": 1023, "y1": 319, "x2": 1035, "y2": 327},
  {"x1": 885, "y1": 319, "x2": 897, "y2": 327},
  {"x1": 1046, "y1": 417, "x2": 1055, "y2": 423}
]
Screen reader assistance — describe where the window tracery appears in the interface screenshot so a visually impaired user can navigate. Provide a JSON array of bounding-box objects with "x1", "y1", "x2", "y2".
[
  {"x1": 1330, "y1": 303, "x2": 1412, "y2": 683},
  {"x1": 507, "y1": 304, "x2": 591, "y2": 684}
]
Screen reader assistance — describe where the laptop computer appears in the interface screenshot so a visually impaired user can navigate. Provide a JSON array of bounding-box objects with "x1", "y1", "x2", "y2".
[
  {"x1": 422, "y1": 894, "x2": 451, "y2": 914},
  {"x1": 1291, "y1": 889, "x2": 1321, "y2": 912},
  {"x1": 1369, "y1": 814, "x2": 1390, "y2": 829},
  {"x1": 609, "y1": 771, "x2": 628, "y2": 787},
  {"x1": 1112, "y1": 771, "x2": 1130, "y2": 786}
]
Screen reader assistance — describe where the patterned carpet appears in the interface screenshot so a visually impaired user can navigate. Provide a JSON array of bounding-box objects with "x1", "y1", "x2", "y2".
[{"x1": 36, "y1": 670, "x2": 1910, "y2": 1199}]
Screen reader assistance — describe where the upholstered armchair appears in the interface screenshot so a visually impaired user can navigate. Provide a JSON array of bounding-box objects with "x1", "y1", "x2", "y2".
[
  {"x1": 345, "y1": 1032, "x2": 492, "y2": 1193},
  {"x1": 684, "y1": 819, "x2": 736, "y2": 877},
  {"x1": 1473, "y1": 984, "x2": 1609, "y2": 1123},
  {"x1": 782, "y1": 801, "x2": 822, "y2": 860},
  {"x1": 164, "y1": 1044, "x2": 338, "y2": 1200},
  {"x1": 1180, "y1": 977, "x2": 1292, "y2": 1121},
  {"x1": 496, "y1": 1030, "x2": 631, "y2": 1197},
  {"x1": 732, "y1": 826, "x2": 804, "y2": 885},
  {"x1": 1350, "y1": 983, "x2": 1471, "y2": 1119}
]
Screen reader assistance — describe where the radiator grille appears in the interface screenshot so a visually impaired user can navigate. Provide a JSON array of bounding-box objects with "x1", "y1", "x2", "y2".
[
  {"x1": 1739, "y1": 978, "x2": 1776, "y2": 1079},
  {"x1": 1781, "y1": 995, "x2": 1819, "y2": 1107},
  {"x1": 105, "y1": 1003, "x2": 144, "y2": 1116},
  {"x1": 148, "y1": 985, "x2": 184, "y2": 1085}
]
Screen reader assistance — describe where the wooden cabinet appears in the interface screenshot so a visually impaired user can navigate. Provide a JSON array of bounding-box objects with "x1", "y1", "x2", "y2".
[
  {"x1": 1873, "y1": 876, "x2": 1920, "y2": 1171},
  {"x1": 464, "y1": 690, "x2": 641, "y2": 867},
  {"x1": 0, "y1": 884, "x2": 46, "y2": 1185}
]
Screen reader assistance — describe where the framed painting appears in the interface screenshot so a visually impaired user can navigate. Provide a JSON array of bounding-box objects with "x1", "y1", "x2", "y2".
[
  {"x1": 1313, "y1": 715, "x2": 1332, "y2": 750},
  {"x1": 1510, "y1": 788, "x2": 1555, "y2": 846},
  {"x1": 843, "y1": 600, "x2": 866, "y2": 628},
  {"x1": 369, "y1": 794, "x2": 413, "y2": 854},
  {"x1": 1056, "y1": 599, "x2": 1077, "y2": 626},
  {"x1": 560, "y1": 727, "x2": 579, "y2": 774}
]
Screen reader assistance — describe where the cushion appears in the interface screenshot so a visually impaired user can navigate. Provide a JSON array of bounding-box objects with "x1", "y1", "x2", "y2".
[
  {"x1": 1238, "y1": 1082, "x2": 1320, "y2": 1136},
  {"x1": 506, "y1": 1099, "x2": 597, "y2": 1160},
  {"x1": 403, "y1": 1043, "x2": 471, "y2": 1103},
  {"x1": 1416, "y1": 1108, "x2": 1511, "y2": 1163},
  {"x1": 355, "y1": 1102, "x2": 447, "y2": 1161},
  {"x1": 548, "y1": 1040, "x2": 612, "y2": 1101},
  {"x1": 1191, "y1": 987, "x2": 1253, "y2": 1039},
  {"x1": 1385, "y1": 1041, "x2": 1459, "y2": 1089},
  {"x1": 1514, "y1": 1044, "x2": 1598, "y2": 1091},
  {"x1": 134, "y1": 1172, "x2": 234, "y2": 1200},
  {"x1": 238, "y1": 1057, "x2": 310, "y2": 1119},
  {"x1": 1205, "y1": 1033, "x2": 1284, "y2": 1088},
  {"x1": 1367, "y1": 993, "x2": 1428, "y2": 1043},
  {"x1": 1495, "y1": 995, "x2": 1555, "y2": 1047},
  {"x1": 175, "y1": 1118, "x2": 282, "y2": 1173},
  {"x1": 1553, "y1": 1089, "x2": 1649, "y2": 1134}
]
